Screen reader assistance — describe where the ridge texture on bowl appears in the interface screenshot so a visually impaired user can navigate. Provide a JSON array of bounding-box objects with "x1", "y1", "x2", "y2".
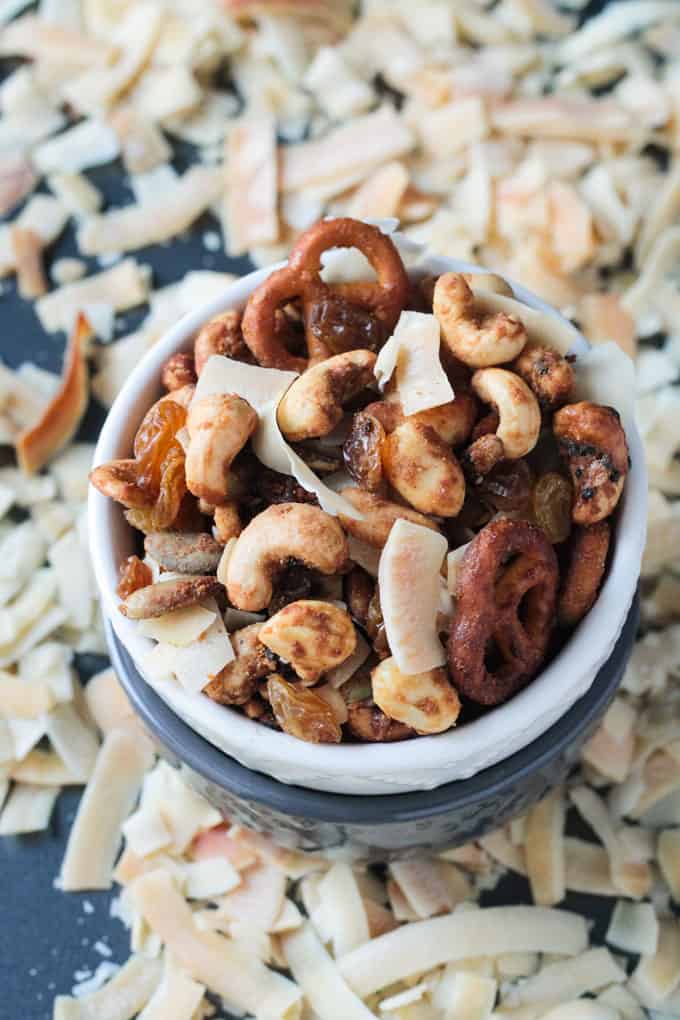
[{"x1": 89, "y1": 250, "x2": 647, "y2": 795}]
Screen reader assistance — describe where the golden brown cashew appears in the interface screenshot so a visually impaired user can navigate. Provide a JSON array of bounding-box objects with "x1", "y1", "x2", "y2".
[
  {"x1": 185, "y1": 394, "x2": 258, "y2": 506},
  {"x1": 371, "y1": 657, "x2": 461, "y2": 734},
  {"x1": 144, "y1": 531, "x2": 223, "y2": 574},
  {"x1": 161, "y1": 352, "x2": 197, "y2": 392},
  {"x1": 90, "y1": 459, "x2": 155, "y2": 509},
  {"x1": 346, "y1": 700, "x2": 414, "y2": 742},
  {"x1": 226, "y1": 503, "x2": 349, "y2": 611},
  {"x1": 366, "y1": 391, "x2": 478, "y2": 447},
  {"x1": 258, "y1": 599, "x2": 356, "y2": 684},
  {"x1": 277, "y1": 349, "x2": 377, "y2": 442},
  {"x1": 433, "y1": 273, "x2": 527, "y2": 367},
  {"x1": 471, "y1": 368, "x2": 541, "y2": 460},
  {"x1": 511, "y1": 341, "x2": 574, "y2": 411},
  {"x1": 338, "y1": 487, "x2": 441, "y2": 548},
  {"x1": 553, "y1": 401, "x2": 629, "y2": 524},
  {"x1": 194, "y1": 309, "x2": 251, "y2": 375},
  {"x1": 203, "y1": 624, "x2": 275, "y2": 705},
  {"x1": 382, "y1": 420, "x2": 466, "y2": 517},
  {"x1": 214, "y1": 502, "x2": 242, "y2": 543}
]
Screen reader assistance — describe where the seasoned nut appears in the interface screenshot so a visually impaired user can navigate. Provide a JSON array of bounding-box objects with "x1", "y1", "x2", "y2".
[
  {"x1": 371, "y1": 657, "x2": 461, "y2": 734},
  {"x1": 226, "y1": 503, "x2": 348, "y2": 611},
  {"x1": 259, "y1": 600, "x2": 356, "y2": 684},
  {"x1": 214, "y1": 502, "x2": 242, "y2": 544},
  {"x1": 382, "y1": 420, "x2": 466, "y2": 517},
  {"x1": 185, "y1": 394, "x2": 258, "y2": 505},
  {"x1": 433, "y1": 273, "x2": 527, "y2": 367},
  {"x1": 119, "y1": 575, "x2": 223, "y2": 619},
  {"x1": 344, "y1": 567, "x2": 374, "y2": 627},
  {"x1": 511, "y1": 342, "x2": 574, "y2": 410},
  {"x1": 471, "y1": 368, "x2": 541, "y2": 460},
  {"x1": 194, "y1": 310, "x2": 251, "y2": 375},
  {"x1": 471, "y1": 409, "x2": 500, "y2": 441},
  {"x1": 277, "y1": 349, "x2": 377, "y2": 441},
  {"x1": 144, "y1": 531, "x2": 223, "y2": 573},
  {"x1": 339, "y1": 487, "x2": 441, "y2": 547},
  {"x1": 203, "y1": 624, "x2": 275, "y2": 705},
  {"x1": 117, "y1": 555, "x2": 152, "y2": 599},
  {"x1": 553, "y1": 401, "x2": 629, "y2": 525},
  {"x1": 343, "y1": 411, "x2": 386, "y2": 492},
  {"x1": 346, "y1": 700, "x2": 414, "y2": 742},
  {"x1": 267, "y1": 674, "x2": 342, "y2": 743},
  {"x1": 161, "y1": 352, "x2": 197, "y2": 392},
  {"x1": 558, "y1": 521, "x2": 610, "y2": 628},
  {"x1": 463, "y1": 434, "x2": 505, "y2": 480},
  {"x1": 90, "y1": 459, "x2": 154, "y2": 509},
  {"x1": 366, "y1": 392, "x2": 478, "y2": 447}
]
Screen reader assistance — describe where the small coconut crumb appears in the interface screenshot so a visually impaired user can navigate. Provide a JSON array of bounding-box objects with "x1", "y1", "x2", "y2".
[{"x1": 50, "y1": 258, "x2": 87, "y2": 287}]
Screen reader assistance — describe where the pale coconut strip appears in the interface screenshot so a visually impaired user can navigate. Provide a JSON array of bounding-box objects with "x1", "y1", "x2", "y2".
[
  {"x1": 0, "y1": 195, "x2": 68, "y2": 277},
  {"x1": 137, "y1": 961, "x2": 205, "y2": 1020},
  {"x1": 0, "y1": 782, "x2": 59, "y2": 834},
  {"x1": 374, "y1": 311, "x2": 453, "y2": 415},
  {"x1": 0, "y1": 568, "x2": 58, "y2": 649},
  {"x1": 338, "y1": 907, "x2": 588, "y2": 997},
  {"x1": 45, "y1": 702, "x2": 99, "y2": 782},
  {"x1": 509, "y1": 948, "x2": 625, "y2": 1006},
  {"x1": 490, "y1": 97, "x2": 635, "y2": 142},
  {"x1": 214, "y1": 859, "x2": 286, "y2": 931},
  {"x1": 182, "y1": 858, "x2": 241, "y2": 899},
  {"x1": 55, "y1": 956, "x2": 163, "y2": 1020},
  {"x1": 131, "y1": 869, "x2": 302, "y2": 1019},
  {"x1": 48, "y1": 527, "x2": 93, "y2": 628},
  {"x1": 60, "y1": 729, "x2": 152, "y2": 891},
  {"x1": 318, "y1": 863, "x2": 370, "y2": 956},
  {"x1": 281, "y1": 105, "x2": 414, "y2": 193},
  {"x1": 84, "y1": 668, "x2": 139, "y2": 736},
  {"x1": 326, "y1": 632, "x2": 370, "y2": 688},
  {"x1": 479, "y1": 829, "x2": 526, "y2": 874},
  {"x1": 0, "y1": 15, "x2": 115, "y2": 66},
  {"x1": 33, "y1": 118, "x2": 120, "y2": 175},
  {"x1": 282, "y1": 922, "x2": 375, "y2": 1020},
  {"x1": 11, "y1": 227, "x2": 48, "y2": 299},
  {"x1": 224, "y1": 113, "x2": 279, "y2": 256},
  {"x1": 389, "y1": 859, "x2": 468, "y2": 919},
  {"x1": 658, "y1": 829, "x2": 680, "y2": 901},
  {"x1": 78, "y1": 167, "x2": 223, "y2": 255},
  {"x1": 564, "y1": 839, "x2": 617, "y2": 897},
  {"x1": 635, "y1": 160, "x2": 680, "y2": 266},
  {"x1": 557, "y1": 1, "x2": 680, "y2": 62},
  {"x1": 605, "y1": 900, "x2": 659, "y2": 956},
  {"x1": 10, "y1": 749, "x2": 79, "y2": 785},
  {"x1": 347, "y1": 161, "x2": 410, "y2": 220},
  {"x1": 630, "y1": 918, "x2": 680, "y2": 1008},
  {"x1": 540, "y1": 1004, "x2": 619, "y2": 1020},
  {"x1": 36, "y1": 259, "x2": 149, "y2": 333},
  {"x1": 569, "y1": 786, "x2": 651, "y2": 898},
  {"x1": 0, "y1": 672, "x2": 55, "y2": 718},
  {"x1": 622, "y1": 227, "x2": 680, "y2": 316},
  {"x1": 524, "y1": 787, "x2": 565, "y2": 906}
]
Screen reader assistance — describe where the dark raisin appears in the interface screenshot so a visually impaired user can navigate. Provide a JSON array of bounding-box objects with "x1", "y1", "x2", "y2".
[{"x1": 307, "y1": 295, "x2": 384, "y2": 354}]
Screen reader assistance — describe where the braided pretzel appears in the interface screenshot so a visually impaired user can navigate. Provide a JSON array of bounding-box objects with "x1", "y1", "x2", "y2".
[
  {"x1": 448, "y1": 518, "x2": 558, "y2": 706},
  {"x1": 241, "y1": 218, "x2": 409, "y2": 371}
]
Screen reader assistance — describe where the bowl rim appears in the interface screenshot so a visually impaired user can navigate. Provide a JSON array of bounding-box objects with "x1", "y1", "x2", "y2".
[
  {"x1": 106, "y1": 593, "x2": 639, "y2": 823},
  {"x1": 89, "y1": 244, "x2": 648, "y2": 794}
]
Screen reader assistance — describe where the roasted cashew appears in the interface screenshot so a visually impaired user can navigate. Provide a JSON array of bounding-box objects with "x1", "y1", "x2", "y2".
[
  {"x1": 382, "y1": 420, "x2": 466, "y2": 517},
  {"x1": 161, "y1": 352, "x2": 197, "y2": 392},
  {"x1": 346, "y1": 699, "x2": 414, "y2": 742},
  {"x1": 470, "y1": 368, "x2": 541, "y2": 460},
  {"x1": 194, "y1": 310, "x2": 251, "y2": 375},
  {"x1": 511, "y1": 341, "x2": 574, "y2": 411},
  {"x1": 185, "y1": 394, "x2": 258, "y2": 506},
  {"x1": 277, "y1": 349, "x2": 377, "y2": 442},
  {"x1": 338, "y1": 487, "x2": 441, "y2": 548},
  {"x1": 214, "y1": 502, "x2": 242, "y2": 544},
  {"x1": 371, "y1": 657, "x2": 461, "y2": 735},
  {"x1": 144, "y1": 531, "x2": 223, "y2": 574},
  {"x1": 226, "y1": 503, "x2": 349, "y2": 611},
  {"x1": 433, "y1": 273, "x2": 527, "y2": 368},
  {"x1": 553, "y1": 401, "x2": 629, "y2": 524},
  {"x1": 90, "y1": 459, "x2": 155, "y2": 509},
  {"x1": 463, "y1": 434, "x2": 505, "y2": 480},
  {"x1": 258, "y1": 599, "x2": 356, "y2": 684},
  {"x1": 203, "y1": 623, "x2": 275, "y2": 705},
  {"x1": 367, "y1": 391, "x2": 478, "y2": 447}
]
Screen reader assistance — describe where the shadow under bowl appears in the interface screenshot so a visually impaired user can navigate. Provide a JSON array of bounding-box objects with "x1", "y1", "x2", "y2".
[{"x1": 106, "y1": 592, "x2": 638, "y2": 861}]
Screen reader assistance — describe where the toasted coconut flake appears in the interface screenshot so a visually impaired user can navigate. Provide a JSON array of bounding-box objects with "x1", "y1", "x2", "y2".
[
  {"x1": 283, "y1": 921, "x2": 374, "y2": 1020},
  {"x1": 48, "y1": 528, "x2": 93, "y2": 630},
  {"x1": 0, "y1": 14, "x2": 115, "y2": 66},
  {"x1": 0, "y1": 151, "x2": 37, "y2": 217},
  {"x1": 215, "y1": 859, "x2": 286, "y2": 932},
  {"x1": 479, "y1": 829, "x2": 526, "y2": 874},
  {"x1": 183, "y1": 858, "x2": 242, "y2": 899},
  {"x1": 224, "y1": 114, "x2": 279, "y2": 257},
  {"x1": 139, "y1": 762, "x2": 221, "y2": 855},
  {"x1": 37, "y1": 260, "x2": 149, "y2": 333},
  {"x1": 51, "y1": 258, "x2": 88, "y2": 287},
  {"x1": 0, "y1": 195, "x2": 68, "y2": 277},
  {"x1": 78, "y1": 166, "x2": 222, "y2": 255},
  {"x1": 47, "y1": 172, "x2": 102, "y2": 218},
  {"x1": 570, "y1": 786, "x2": 651, "y2": 899},
  {"x1": 390, "y1": 858, "x2": 470, "y2": 919},
  {"x1": 510, "y1": 948, "x2": 625, "y2": 1006},
  {"x1": 431, "y1": 971, "x2": 496, "y2": 1020},
  {"x1": 45, "y1": 702, "x2": 99, "y2": 783},
  {"x1": 374, "y1": 311, "x2": 453, "y2": 416},
  {"x1": 416, "y1": 96, "x2": 489, "y2": 159},
  {"x1": 131, "y1": 65, "x2": 203, "y2": 123},
  {"x1": 317, "y1": 863, "x2": 370, "y2": 956},
  {"x1": 579, "y1": 293, "x2": 636, "y2": 359},
  {"x1": 138, "y1": 605, "x2": 217, "y2": 648},
  {"x1": 135, "y1": 961, "x2": 205, "y2": 1020},
  {"x1": 10, "y1": 749, "x2": 78, "y2": 786},
  {"x1": 132, "y1": 869, "x2": 301, "y2": 1018},
  {"x1": 636, "y1": 156, "x2": 680, "y2": 266},
  {"x1": 491, "y1": 97, "x2": 635, "y2": 142},
  {"x1": 581, "y1": 723, "x2": 635, "y2": 785},
  {"x1": 55, "y1": 956, "x2": 162, "y2": 1020},
  {"x1": 658, "y1": 829, "x2": 680, "y2": 901},
  {"x1": 630, "y1": 918, "x2": 680, "y2": 1007},
  {"x1": 0, "y1": 782, "x2": 59, "y2": 835},
  {"x1": 0, "y1": 568, "x2": 57, "y2": 649},
  {"x1": 524, "y1": 788, "x2": 565, "y2": 906},
  {"x1": 110, "y1": 106, "x2": 173, "y2": 175},
  {"x1": 60, "y1": 729, "x2": 152, "y2": 891},
  {"x1": 92, "y1": 328, "x2": 156, "y2": 408},
  {"x1": 606, "y1": 900, "x2": 659, "y2": 956},
  {"x1": 338, "y1": 907, "x2": 588, "y2": 997},
  {"x1": 281, "y1": 105, "x2": 414, "y2": 193},
  {"x1": 0, "y1": 671, "x2": 55, "y2": 718},
  {"x1": 122, "y1": 807, "x2": 172, "y2": 859},
  {"x1": 149, "y1": 607, "x2": 235, "y2": 695},
  {"x1": 33, "y1": 118, "x2": 120, "y2": 176},
  {"x1": 347, "y1": 161, "x2": 410, "y2": 221},
  {"x1": 16, "y1": 314, "x2": 90, "y2": 475},
  {"x1": 557, "y1": 1, "x2": 680, "y2": 63}
]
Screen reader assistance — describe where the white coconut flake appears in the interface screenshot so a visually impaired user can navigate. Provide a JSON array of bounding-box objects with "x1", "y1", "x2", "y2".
[{"x1": 374, "y1": 311, "x2": 453, "y2": 415}]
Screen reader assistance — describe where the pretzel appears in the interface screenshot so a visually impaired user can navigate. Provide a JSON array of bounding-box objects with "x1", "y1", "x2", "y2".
[
  {"x1": 558, "y1": 521, "x2": 610, "y2": 628},
  {"x1": 448, "y1": 519, "x2": 559, "y2": 706},
  {"x1": 241, "y1": 218, "x2": 409, "y2": 371}
]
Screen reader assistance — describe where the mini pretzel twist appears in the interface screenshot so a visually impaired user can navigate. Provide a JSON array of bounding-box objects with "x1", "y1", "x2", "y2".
[
  {"x1": 241, "y1": 218, "x2": 409, "y2": 372},
  {"x1": 448, "y1": 518, "x2": 559, "y2": 706}
]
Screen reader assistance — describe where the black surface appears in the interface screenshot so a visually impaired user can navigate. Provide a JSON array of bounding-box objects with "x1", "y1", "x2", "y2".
[{"x1": 0, "y1": 0, "x2": 646, "y2": 1015}]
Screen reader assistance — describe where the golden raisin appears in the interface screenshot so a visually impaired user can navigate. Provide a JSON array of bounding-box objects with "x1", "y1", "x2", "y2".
[
  {"x1": 532, "y1": 472, "x2": 573, "y2": 544},
  {"x1": 267, "y1": 675, "x2": 342, "y2": 743},
  {"x1": 343, "y1": 412, "x2": 386, "y2": 492},
  {"x1": 116, "y1": 555, "x2": 152, "y2": 599},
  {"x1": 133, "y1": 399, "x2": 187, "y2": 496}
]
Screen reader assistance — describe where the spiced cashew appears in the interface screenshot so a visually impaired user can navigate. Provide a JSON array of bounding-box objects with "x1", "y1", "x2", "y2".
[
  {"x1": 258, "y1": 600, "x2": 356, "y2": 684},
  {"x1": 226, "y1": 503, "x2": 348, "y2": 611},
  {"x1": 161, "y1": 352, "x2": 197, "y2": 392},
  {"x1": 144, "y1": 531, "x2": 223, "y2": 574},
  {"x1": 433, "y1": 273, "x2": 527, "y2": 367},
  {"x1": 470, "y1": 368, "x2": 541, "y2": 460},
  {"x1": 346, "y1": 699, "x2": 414, "y2": 742},
  {"x1": 371, "y1": 657, "x2": 461, "y2": 734},
  {"x1": 277, "y1": 349, "x2": 377, "y2": 442},
  {"x1": 194, "y1": 309, "x2": 251, "y2": 375},
  {"x1": 382, "y1": 420, "x2": 466, "y2": 517},
  {"x1": 185, "y1": 394, "x2": 258, "y2": 506},
  {"x1": 511, "y1": 341, "x2": 574, "y2": 410},
  {"x1": 338, "y1": 487, "x2": 441, "y2": 548},
  {"x1": 214, "y1": 502, "x2": 242, "y2": 543},
  {"x1": 366, "y1": 390, "x2": 478, "y2": 446},
  {"x1": 90, "y1": 459, "x2": 154, "y2": 509},
  {"x1": 553, "y1": 401, "x2": 629, "y2": 524}
]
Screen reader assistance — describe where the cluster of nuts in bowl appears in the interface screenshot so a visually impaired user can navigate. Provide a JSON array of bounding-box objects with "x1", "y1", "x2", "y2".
[{"x1": 91, "y1": 218, "x2": 630, "y2": 745}]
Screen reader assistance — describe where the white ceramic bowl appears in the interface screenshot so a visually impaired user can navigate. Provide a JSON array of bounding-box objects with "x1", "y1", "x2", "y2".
[{"x1": 89, "y1": 252, "x2": 647, "y2": 795}]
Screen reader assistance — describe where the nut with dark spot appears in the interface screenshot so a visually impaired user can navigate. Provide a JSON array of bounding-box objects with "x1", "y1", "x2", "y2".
[
  {"x1": 119, "y1": 575, "x2": 224, "y2": 619},
  {"x1": 203, "y1": 623, "x2": 276, "y2": 705},
  {"x1": 161, "y1": 352, "x2": 197, "y2": 392},
  {"x1": 144, "y1": 532, "x2": 223, "y2": 573},
  {"x1": 346, "y1": 699, "x2": 415, "y2": 742},
  {"x1": 344, "y1": 567, "x2": 374, "y2": 627}
]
